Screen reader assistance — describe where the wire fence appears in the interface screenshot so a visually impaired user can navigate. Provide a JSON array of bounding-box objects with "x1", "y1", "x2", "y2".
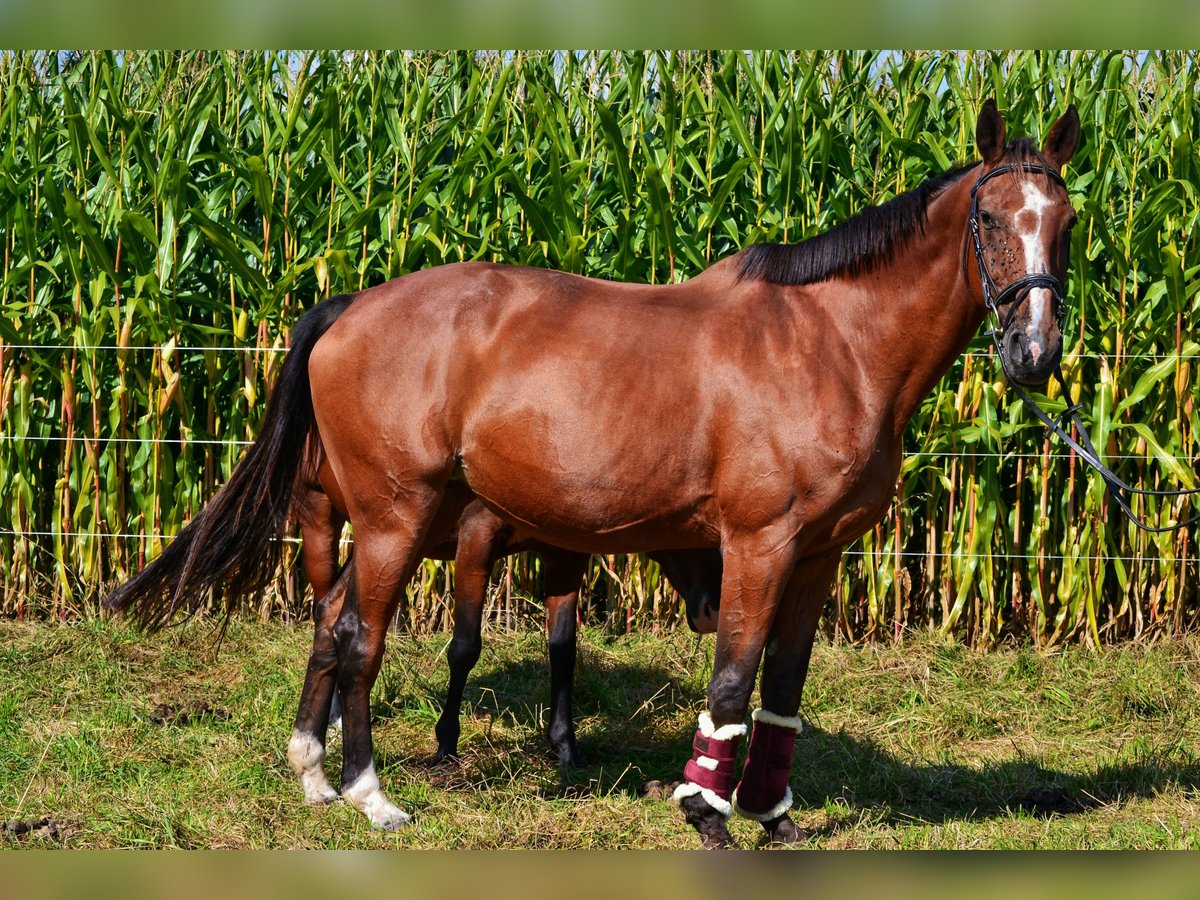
[
  {"x1": 0, "y1": 524, "x2": 1176, "y2": 565},
  {"x1": 4, "y1": 433, "x2": 1199, "y2": 461},
  {"x1": 4, "y1": 342, "x2": 1199, "y2": 361}
]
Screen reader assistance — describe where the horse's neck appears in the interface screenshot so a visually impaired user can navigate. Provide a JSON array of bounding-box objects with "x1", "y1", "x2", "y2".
[{"x1": 840, "y1": 177, "x2": 985, "y2": 441}]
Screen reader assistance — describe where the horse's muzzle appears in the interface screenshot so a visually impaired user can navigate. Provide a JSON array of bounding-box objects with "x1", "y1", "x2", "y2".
[{"x1": 1002, "y1": 328, "x2": 1062, "y2": 386}]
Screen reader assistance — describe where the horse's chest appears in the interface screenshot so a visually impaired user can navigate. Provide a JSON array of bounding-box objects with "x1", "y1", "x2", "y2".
[{"x1": 796, "y1": 434, "x2": 903, "y2": 547}]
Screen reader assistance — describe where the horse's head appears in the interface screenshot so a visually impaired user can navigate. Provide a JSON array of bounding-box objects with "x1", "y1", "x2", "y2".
[{"x1": 971, "y1": 100, "x2": 1080, "y2": 386}]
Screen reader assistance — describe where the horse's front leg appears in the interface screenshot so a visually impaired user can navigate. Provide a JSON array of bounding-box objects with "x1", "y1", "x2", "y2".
[
  {"x1": 733, "y1": 551, "x2": 840, "y2": 846},
  {"x1": 673, "y1": 529, "x2": 799, "y2": 849}
]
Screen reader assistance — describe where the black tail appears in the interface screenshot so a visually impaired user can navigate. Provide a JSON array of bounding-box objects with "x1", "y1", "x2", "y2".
[{"x1": 104, "y1": 293, "x2": 356, "y2": 632}]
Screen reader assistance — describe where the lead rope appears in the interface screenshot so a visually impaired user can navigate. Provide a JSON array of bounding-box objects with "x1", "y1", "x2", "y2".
[{"x1": 971, "y1": 162, "x2": 1200, "y2": 533}]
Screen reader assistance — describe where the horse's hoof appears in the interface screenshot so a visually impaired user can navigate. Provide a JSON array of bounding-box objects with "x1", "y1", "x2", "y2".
[
  {"x1": 359, "y1": 799, "x2": 412, "y2": 831},
  {"x1": 759, "y1": 813, "x2": 805, "y2": 847},
  {"x1": 305, "y1": 784, "x2": 341, "y2": 806},
  {"x1": 429, "y1": 750, "x2": 460, "y2": 769},
  {"x1": 343, "y1": 772, "x2": 413, "y2": 831},
  {"x1": 679, "y1": 793, "x2": 738, "y2": 850},
  {"x1": 700, "y1": 830, "x2": 739, "y2": 850},
  {"x1": 376, "y1": 811, "x2": 412, "y2": 831}
]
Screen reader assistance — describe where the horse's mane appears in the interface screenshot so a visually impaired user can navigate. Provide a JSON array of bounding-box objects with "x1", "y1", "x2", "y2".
[{"x1": 736, "y1": 158, "x2": 988, "y2": 286}]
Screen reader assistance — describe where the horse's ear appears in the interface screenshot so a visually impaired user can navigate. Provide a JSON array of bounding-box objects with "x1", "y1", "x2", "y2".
[
  {"x1": 976, "y1": 99, "x2": 1006, "y2": 165},
  {"x1": 1042, "y1": 104, "x2": 1081, "y2": 170}
]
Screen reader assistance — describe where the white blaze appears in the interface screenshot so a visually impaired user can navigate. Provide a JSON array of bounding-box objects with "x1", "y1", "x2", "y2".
[{"x1": 1018, "y1": 181, "x2": 1055, "y2": 351}]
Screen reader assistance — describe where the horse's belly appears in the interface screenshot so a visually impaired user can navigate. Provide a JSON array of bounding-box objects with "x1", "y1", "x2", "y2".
[{"x1": 456, "y1": 416, "x2": 716, "y2": 553}]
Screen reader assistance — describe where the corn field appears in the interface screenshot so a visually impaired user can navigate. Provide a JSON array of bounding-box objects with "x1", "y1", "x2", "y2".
[{"x1": 0, "y1": 50, "x2": 1197, "y2": 646}]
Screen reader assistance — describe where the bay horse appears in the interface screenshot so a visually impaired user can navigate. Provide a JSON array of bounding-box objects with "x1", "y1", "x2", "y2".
[
  {"x1": 107, "y1": 100, "x2": 1080, "y2": 847},
  {"x1": 289, "y1": 445, "x2": 723, "y2": 805}
]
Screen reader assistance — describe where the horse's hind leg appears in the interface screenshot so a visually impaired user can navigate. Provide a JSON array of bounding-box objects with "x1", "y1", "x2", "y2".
[
  {"x1": 732, "y1": 552, "x2": 839, "y2": 846},
  {"x1": 288, "y1": 487, "x2": 348, "y2": 803},
  {"x1": 334, "y1": 510, "x2": 442, "y2": 830},
  {"x1": 543, "y1": 549, "x2": 588, "y2": 767},
  {"x1": 288, "y1": 559, "x2": 352, "y2": 804},
  {"x1": 433, "y1": 511, "x2": 499, "y2": 765},
  {"x1": 313, "y1": 501, "x2": 349, "y2": 730}
]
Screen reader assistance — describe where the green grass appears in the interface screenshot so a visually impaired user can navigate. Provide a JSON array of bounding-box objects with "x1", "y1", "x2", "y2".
[{"x1": 3, "y1": 619, "x2": 1200, "y2": 848}]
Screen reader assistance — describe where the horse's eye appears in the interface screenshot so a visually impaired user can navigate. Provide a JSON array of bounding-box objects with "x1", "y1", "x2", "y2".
[
  {"x1": 980, "y1": 210, "x2": 998, "y2": 229},
  {"x1": 1064, "y1": 214, "x2": 1078, "y2": 233}
]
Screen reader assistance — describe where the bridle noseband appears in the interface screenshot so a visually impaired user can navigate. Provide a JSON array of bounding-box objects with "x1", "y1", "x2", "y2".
[{"x1": 965, "y1": 161, "x2": 1200, "y2": 533}]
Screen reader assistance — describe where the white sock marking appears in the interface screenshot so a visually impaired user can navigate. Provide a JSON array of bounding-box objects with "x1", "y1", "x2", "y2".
[
  {"x1": 287, "y1": 730, "x2": 340, "y2": 805},
  {"x1": 343, "y1": 763, "x2": 412, "y2": 830}
]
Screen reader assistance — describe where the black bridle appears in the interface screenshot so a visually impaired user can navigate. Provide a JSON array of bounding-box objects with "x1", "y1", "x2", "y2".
[
  {"x1": 970, "y1": 162, "x2": 1070, "y2": 330},
  {"x1": 967, "y1": 162, "x2": 1200, "y2": 533}
]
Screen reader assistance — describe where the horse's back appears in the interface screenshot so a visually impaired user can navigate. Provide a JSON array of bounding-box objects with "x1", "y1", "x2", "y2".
[{"x1": 308, "y1": 261, "x2": 751, "y2": 546}]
